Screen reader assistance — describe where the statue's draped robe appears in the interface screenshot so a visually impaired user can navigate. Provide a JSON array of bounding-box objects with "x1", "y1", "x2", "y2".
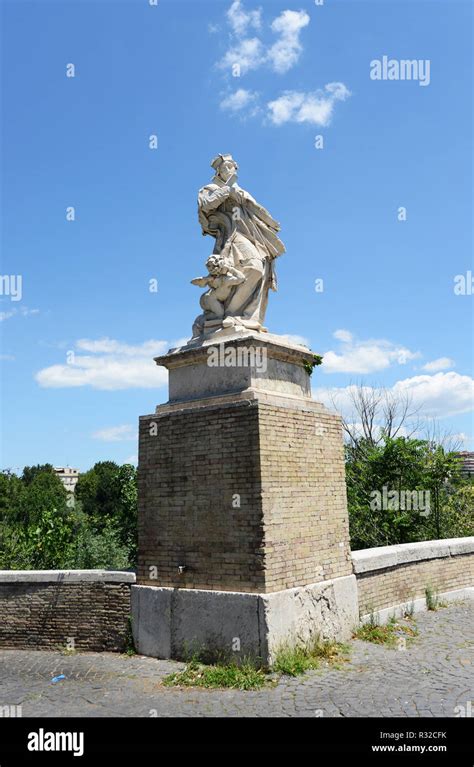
[{"x1": 198, "y1": 176, "x2": 285, "y2": 324}]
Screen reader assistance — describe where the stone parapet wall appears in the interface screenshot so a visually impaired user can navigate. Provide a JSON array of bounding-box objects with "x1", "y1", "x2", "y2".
[
  {"x1": 0, "y1": 570, "x2": 135, "y2": 651},
  {"x1": 352, "y1": 538, "x2": 474, "y2": 617}
]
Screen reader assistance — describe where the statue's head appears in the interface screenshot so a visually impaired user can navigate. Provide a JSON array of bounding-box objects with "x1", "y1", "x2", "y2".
[
  {"x1": 206, "y1": 255, "x2": 223, "y2": 276},
  {"x1": 211, "y1": 153, "x2": 238, "y2": 183}
]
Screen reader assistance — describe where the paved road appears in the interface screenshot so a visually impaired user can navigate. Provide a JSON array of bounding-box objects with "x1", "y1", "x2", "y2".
[{"x1": 0, "y1": 603, "x2": 472, "y2": 717}]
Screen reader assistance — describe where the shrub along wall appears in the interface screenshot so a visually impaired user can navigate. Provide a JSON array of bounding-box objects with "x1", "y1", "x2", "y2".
[
  {"x1": 352, "y1": 537, "x2": 474, "y2": 619},
  {"x1": 0, "y1": 570, "x2": 135, "y2": 651}
]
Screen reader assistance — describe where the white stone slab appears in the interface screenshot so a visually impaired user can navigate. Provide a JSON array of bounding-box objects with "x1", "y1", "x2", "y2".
[
  {"x1": 131, "y1": 574, "x2": 359, "y2": 664},
  {"x1": 352, "y1": 537, "x2": 474, "y2": 574}
]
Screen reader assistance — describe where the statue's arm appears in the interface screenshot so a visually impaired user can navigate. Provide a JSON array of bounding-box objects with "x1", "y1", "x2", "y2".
[
  {"x1": 198, "y1": 185, "x2": 231, "y2": 213},
  {"x1": 224, "y1": 266, "x2": 246, "y2": 283},
  {"x1": 191, "y1": 276, "x2": 209, "y2": 287}
]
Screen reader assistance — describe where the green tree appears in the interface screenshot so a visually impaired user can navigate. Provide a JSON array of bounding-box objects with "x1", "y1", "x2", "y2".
[
  {"x1": 21, "y1": 464, "x2": 55, "y2": 485},
  {"x1": 0, "y1": 468, "x2": 70, "y2": 567},
  {"x1": 0, "y1": 471, "x2": 26, "y2": 521},
  {"x1": 18, "y1": 508, "x2": 74, "y2": 568},
  {"x1": 63, "y1": 506, "x2": 130, "y2": 570},
  {"x1": 75, "y1": 461, "x2": 121, "y2": 521},
  {"x1": 74, "y1": 460, "x2": 137, "y2": 565},
  {"x1": 423, "y1": 444, "x2": 463, "y2": 539},
  {"x1": 0, "y1": 462, "x2": 136, "y2": 570},
  {"x1": 346, "y1": 436, "x2": 468, "y2": 549},
  {"x1": 347, "y1": 437, "x2": 428, "y2": 548},
  {"x1": 113, "y1": 464, "x2": 138, "y2": 566},
  {"x1": 440, "y1": 483, "x2": 474, "y2": 537},
  {"x1": 17, "y1": 470, "x2": 69, "y2": 526}
]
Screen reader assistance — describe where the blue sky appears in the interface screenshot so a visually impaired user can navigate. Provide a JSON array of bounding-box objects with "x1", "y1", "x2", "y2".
[{"x1": 1, "y1": 0, "x2": 473, "y2": 472}]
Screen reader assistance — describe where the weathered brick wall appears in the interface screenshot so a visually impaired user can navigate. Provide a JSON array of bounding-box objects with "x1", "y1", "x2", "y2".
[
  {"x1": 138, "y1": 400, "x2": 265, "y2": 591},
  {"x1": 0, "y1": 574, "x2": 133, "y2": 651},
  {"x1": 138, "y1": 394, "x2": 352, "y2": 593},
  {"x1": 353, "y1": 540, "x2": 474, "y2": 615},
  {"x1": 258, "y1": 402, "x2": 352, "y2": 591}
]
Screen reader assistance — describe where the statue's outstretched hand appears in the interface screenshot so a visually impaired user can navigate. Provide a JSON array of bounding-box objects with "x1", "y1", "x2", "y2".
[{"x1": 191, "y1": 277, "x2": 208, "y2": 287}]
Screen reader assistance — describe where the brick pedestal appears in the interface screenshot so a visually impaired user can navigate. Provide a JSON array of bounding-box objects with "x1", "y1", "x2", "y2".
[{"x1": 133, "y1": 332, "x2": 358, "y2": 662}]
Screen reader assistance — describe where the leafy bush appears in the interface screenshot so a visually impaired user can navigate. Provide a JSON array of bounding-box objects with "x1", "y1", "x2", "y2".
[
  {"x1": 0, "y1": 463, "x2": 137, "y2": 570},
  {"x1": 64, "y1": 511, "x2": 130, "y2": 570},
  {"x1": 346, "y1": 436, "x2": 472, "y2": 549}
]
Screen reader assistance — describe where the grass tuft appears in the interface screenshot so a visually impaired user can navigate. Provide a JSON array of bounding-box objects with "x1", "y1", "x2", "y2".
[
  {"x1": 162, "y1": 640, "x2": 349, "y2": 689},
  {"x1": 163, "y1": 658, "x2": 269, "y2": 690},
  {"x1": 425, "y1": 585, "x2": 447, "y2": 611},
  {"x1": 272, "y1": 639, "x2": 349, "y2": 677},
  {"x1": 354, "y1": 615, "x2": 419, "y2": 646}
]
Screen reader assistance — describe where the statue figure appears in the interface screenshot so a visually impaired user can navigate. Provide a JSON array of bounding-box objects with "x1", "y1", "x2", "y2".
[
  {"x1": 191, "y1": 255, "x2": 245, "y2": 338},
  {"x1": 191, "y1": 154, "x2": 285, "y2": 339}
]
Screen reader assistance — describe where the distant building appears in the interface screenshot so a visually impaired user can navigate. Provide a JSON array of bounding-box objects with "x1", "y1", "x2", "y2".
[
  {"x1": 54, "y1": 467, "x2": 80, "y2": 493},
  {"x1": 456, "y1": 452, "x2": 474, "y2": 478}
]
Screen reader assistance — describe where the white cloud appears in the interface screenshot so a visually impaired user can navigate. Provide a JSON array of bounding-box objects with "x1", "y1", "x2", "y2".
[
  {"x1": 76, "y1": 338, "x2": 168, "y2": 357},
  {"x1": 124, "y1": 454, "x2": 138, "y2": 466},
  {"x1": 218, "y1": 4, "x2": 309, "y2": 75},
  {"x1": 267, "y1": 83, "x2": 350, "y2": 126},
  {"x1": 216, "y1": 4, "x2": 348, "y2": 128},
  {"x1": 227, "y1": 0, "x2": 261, "y2": 36},
  {"x1": 218, "y1": 37, "x2": 266, "y2": 75},
  {"x1": 421, "y1": 357, "x2": 455, "y2": 372},
  {"x1": 315, "y1": 372, "x2": 474, "y2": 421},
  {"x1": 0, "y1": 306, "x2": 39, "y2": 321},
  {"x1": 392, "y1": 372, "x2": 474, "y2": 418},
  {"x1": 333, "y1": 329, "x2": 353, "y2": 343},
  {"x1": 92, "y1": 424, "x2": 137, "y2": 442},
  {"x1": 315, "y1": 385, "x2": 371, "y2": 416},
  {"x1": 449, "y1": 432, "x2": 469, "y2": 444},
  {"x1": 342, "y1": 421, "x2": 410, "y2": 443},
  {"x1": 220, "y1": 88, "x2": 259, "y2": 113},
  {"x1": 267, "y1": 10, "x2": 310, "y2": 74},
  {"x1": 322, "y1": 332, "x2": 420, "y2": 374},
  {"x1": 279, "y1": 333, "x2": 310, "y2": 348},
  {"x1": 171, "y1": 336, "x2": 192, "y2": 350},
  {"x1": 35, "y1": 337, "x2": 170, "y2": 391}
]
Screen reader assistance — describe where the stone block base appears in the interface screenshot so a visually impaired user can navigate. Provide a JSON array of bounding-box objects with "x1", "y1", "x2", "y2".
[{"x1": 131, "y1": 574, "x2": 358, "y2": 665}]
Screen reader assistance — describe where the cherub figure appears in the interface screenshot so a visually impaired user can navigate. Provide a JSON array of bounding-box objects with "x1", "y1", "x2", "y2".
[{"x1": 191, "y1": 255, "x2": 245, "y2": 338}]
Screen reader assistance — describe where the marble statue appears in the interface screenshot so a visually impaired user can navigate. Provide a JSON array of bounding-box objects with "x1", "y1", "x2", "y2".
[{"x1": 191, "y1": 154, "x2": 285, "y2": 339}]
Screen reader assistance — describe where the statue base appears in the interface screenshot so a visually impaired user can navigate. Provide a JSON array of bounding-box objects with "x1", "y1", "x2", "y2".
[
  {"x1": 135, "y1": 334, "x2": 357, "y2": 662},
  {"x1": 202, "y1": 317, "x2": 267, "y2": 337},
  {"x1": 132, "y1": 575, "x2": 358, "y2": 665},
  {"x1": 154, "y1": 330, "x2": 316, "y2": 403}
]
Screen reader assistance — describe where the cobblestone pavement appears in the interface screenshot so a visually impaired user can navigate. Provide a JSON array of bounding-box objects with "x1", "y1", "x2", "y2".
[{"x1": 0, "y1": 603, "x2": 472, "y2": 718}]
